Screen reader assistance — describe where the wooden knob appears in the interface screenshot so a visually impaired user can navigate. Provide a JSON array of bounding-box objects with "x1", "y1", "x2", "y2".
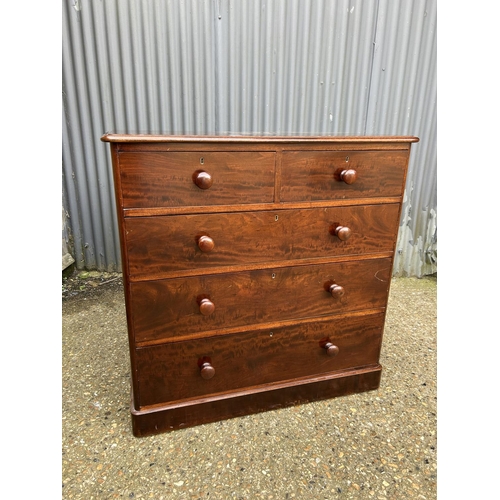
[
  {"x1": 198, "y1": 357, "x2": 215, "y2": 379},
  {"x1": 334, "y1": 226, "x2": 351, "y2": 241},
  {"x1": 193, "y1": 170, "x2": 213, "y2": 189},
  {"x1": 323, "y1": 342, "x2": 340, "y2": 357},
  {"x1": 197, "y1": 235, "x2": 215, "y2": 252},
  {"x1": 324, "y1": 281, "x2": 345, "y2": 297},
  {"x1": 340, "y1": 169, "x2": 357, "y2": 184},
  {"x1": 198, "y1": 297, "x2": 215, "y2": 316}
]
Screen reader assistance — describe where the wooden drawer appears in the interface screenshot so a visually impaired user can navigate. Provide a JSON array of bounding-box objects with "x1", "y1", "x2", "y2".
[
  {"x1": 130, "y1": 257, "x2": 392, "y2": 343},
  {"x1": 134, "y1": 312, "x2": 385, "y2": 407},
  {"x1": 124, "y1": 204, "x2": 400, "y2": 280},
  {"x1": 280, "y1": 150, "x2": 409, "y2": 202},
  {"x1": 118, "y1": 151, "x2": 275, "y2": 208}
]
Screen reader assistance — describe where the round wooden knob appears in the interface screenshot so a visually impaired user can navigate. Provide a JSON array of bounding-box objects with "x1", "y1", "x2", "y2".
[
  {"x1": 340, "y1": 169, "x2": 357, "y2": 184},
  {"x1": 334, "y1": 226, "x2": 352, "y2": 241},
  {"x1": 323, "y1": 342, "x2": 340, "y2": 357},
  {"x1": 198, "y1": 357, "x2": 215, "y2": 379},
  {"x1": 198, "y1": 297, "x2": 215, "y2": 316},
  {"x1": 193, "y1": 170, "x2": 213, "y2": 189},
  {"x1": 197, "y1": 235, "x2": 215, "y2": 252},
  {"x1": 328, "y1": 283, "x2": 345, "y2": 297}
]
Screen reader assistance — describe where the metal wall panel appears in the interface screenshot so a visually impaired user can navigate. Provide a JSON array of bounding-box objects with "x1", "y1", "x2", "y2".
[
  {"x1": 366, "y1": 0, "x2": 437, "y2": 276},
  {"x1": 214, "y1": 0, "x2": 379, "y2": 134},
  {"x1": 62, "y1": 0, "x2": 437, "y2": 276}
]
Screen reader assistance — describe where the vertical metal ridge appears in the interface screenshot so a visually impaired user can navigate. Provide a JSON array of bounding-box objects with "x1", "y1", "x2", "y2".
[{"x1": 363, "y1": 0, "x2": 381, "y2": 135}]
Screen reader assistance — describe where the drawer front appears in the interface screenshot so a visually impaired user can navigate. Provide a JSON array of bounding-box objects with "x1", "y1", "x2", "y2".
[
  {"x1": 118, "y1": 151, "x2": 276, "y2": 208},
  {"x1": 280, "y1": 150, "x2": 409, "y2": 202},
  {"x1": 130, "y1": 258, "x2": 392, "y2": 343},
  {"x1": 125, "y1": 204, "x2": 400, "y2": 279},
  {"x1": 134, "y1": 312, "x2": 385, "y2": 407}
]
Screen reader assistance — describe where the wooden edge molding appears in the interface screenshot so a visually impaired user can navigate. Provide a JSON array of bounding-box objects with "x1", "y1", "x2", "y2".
[
  {"x1": 101, "y1": 133, "x2": 419, "y2": 144},
  {"x1": 130, "y1": 365, "x2": 382, "y2": 436}
]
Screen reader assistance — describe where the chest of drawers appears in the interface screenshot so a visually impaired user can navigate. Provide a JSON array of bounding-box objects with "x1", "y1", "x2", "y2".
[{"x1": 101, "y1": 134, "x2": 418, "y2": 436}]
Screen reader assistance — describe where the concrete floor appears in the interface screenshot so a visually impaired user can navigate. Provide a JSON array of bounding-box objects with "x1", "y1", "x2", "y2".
[{"x1": 62, "y1": 273, "x2": 436, "y2": 499}]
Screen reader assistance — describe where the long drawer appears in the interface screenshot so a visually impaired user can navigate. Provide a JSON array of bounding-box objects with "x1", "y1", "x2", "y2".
[
  {"x1": 124, "y1": 204, "x2": 400, "y2": 280},
  {"x1": 130, "y1": 257, "x2": 392, "y2": 343},
  {"x1": 280, "y1": 150, "x2": 409, "y2": 202},
  {"x1": 118, "y1": 151, "x2": 276, "y2": 208},
  {"x1": 134, "y1": 312, "x2": 385, "y2": 407}
]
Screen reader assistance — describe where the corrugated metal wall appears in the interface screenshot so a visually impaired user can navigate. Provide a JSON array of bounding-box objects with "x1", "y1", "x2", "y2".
[{"x1": 62, "y1": 0, "x2": 436, "y2": 276}]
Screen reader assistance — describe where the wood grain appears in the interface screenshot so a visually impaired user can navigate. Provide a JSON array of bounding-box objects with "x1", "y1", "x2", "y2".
[
  {"x1": 118, "y1": 151, "x2": 275, "y2": 208},
  {"x1": 130, "y1": 366, "x2": 382, "y2": 435},
  {"x1": 125, "y1": 204, "x2": 400, "y2": 280},
  {"x1": 129, "y1": 258, "x2": 392, "y2": 343},
  {"x1": 280, "y1": 150, "x2": 409, "y2": 201},
  {"x1": 134, "y1": 312, "x2": 385, "y2": 407}
]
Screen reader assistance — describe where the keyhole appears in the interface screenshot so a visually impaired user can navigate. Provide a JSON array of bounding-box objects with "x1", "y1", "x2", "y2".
[
  {"x1": 200, "y1": 157, "x2": 204, "y2": 164},
  {"x1": 272, "y1": 273, "x2": 276, "y2": 279},
  {"x1": 345, "y1": 156, "x2": 349, "y2": 162},
  {"x1": 275, "y1": 215, "x2": 279, "y2": 221}
]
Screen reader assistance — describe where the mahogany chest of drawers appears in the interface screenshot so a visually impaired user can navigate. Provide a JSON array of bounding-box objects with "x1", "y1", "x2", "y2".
[{"x1": 101, "y1": 134, "x2": 418, "y2": 436}]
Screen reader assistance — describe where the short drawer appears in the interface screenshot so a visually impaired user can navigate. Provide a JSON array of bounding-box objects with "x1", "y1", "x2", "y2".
[
  {"x1": 130, "y1": 257, "x2": 392, "y2": 343},
  {"x1": 118, "y1": 151, "x2": 275, "y2": 208},
  {"x1": 280, "y1": 150, "x2": 409, "y2": 202},
  {"x1": 124, "y1": 204, "x2": 400, "y2": 280},
  {"x1": 134, "y1": 312, "x2": 385, "y2": 407}
]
